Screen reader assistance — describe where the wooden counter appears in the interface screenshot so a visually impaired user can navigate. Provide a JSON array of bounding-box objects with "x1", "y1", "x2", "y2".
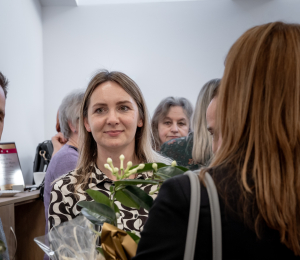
[{"x1": 0, "y1": 190, "x2": 45, "y2": 259}]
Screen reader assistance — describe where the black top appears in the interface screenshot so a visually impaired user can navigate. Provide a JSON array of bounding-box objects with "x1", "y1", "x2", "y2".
[
  {"x1": 160, "y1": 133, "x2": 202, "y2": 171},
  {"x1": 133, "y1": 173, "x2": 299, "y2": 260}
]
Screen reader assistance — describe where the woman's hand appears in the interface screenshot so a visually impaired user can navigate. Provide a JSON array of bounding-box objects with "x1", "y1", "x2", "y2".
[{"x1": 51, "y1": 132, "x2": 68, "y2": 158}]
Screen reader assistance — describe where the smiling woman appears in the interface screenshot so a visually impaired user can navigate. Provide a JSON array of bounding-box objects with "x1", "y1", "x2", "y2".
[
  {"x1": 48, "y1": 70, "x2": 170, "y2": 235},
  {"x1": 84, "y1": 81, "x2": 143, "y2": 161}
]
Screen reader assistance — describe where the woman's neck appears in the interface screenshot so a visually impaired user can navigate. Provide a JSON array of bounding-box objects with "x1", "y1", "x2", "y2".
[
  {"x1": 96, "y1": 145, "x2": 139, "y2": 181},
  {"x1": 67, "y1": 134, "x2": 78, "y2": 148}
]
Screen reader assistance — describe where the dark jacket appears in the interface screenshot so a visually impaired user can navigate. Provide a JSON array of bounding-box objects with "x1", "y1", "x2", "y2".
[
  {"x1": 133, "y1": 173, "x2": 299, "y2": 260},
  {"x1": 160, "y1": 133, "x2": 202, "y2": 171}
]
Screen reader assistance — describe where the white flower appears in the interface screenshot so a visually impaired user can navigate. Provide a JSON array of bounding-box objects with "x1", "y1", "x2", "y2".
[
  {"x1": 128, "y1": 168, "x2": 138, "y2": 175},
  {"x1": 119, "y1": 154, "x2": 125, "y2": 170},
  {"x1": 107, "y1": 157, "x2": 115, "y2": 172},
  {"x1": 125, "y1": 161, "x2": 133, "y2": 173},
  {"x1": 137, "y1": 164, "x2": 145, "y2": 170},
  {"x1": 171, "y1": 161, "x2": 177, "y2": 167},
  {"x1": 152, "y1": 163, "x2": 158, "y2": 172},
  {"x1": 107, "y1": 158, "x2": 112, "y2": 164},
  {"x1": 127, "y1": 161, "x2": 132, "y2": 168},
  {"x1": 104, "y1": 164, "x2": 113, "y2": 172}
]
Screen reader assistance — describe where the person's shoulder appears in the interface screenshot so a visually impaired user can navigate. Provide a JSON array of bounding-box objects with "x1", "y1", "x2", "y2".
[
  {"x1": 65, "y1": 145, "x2": 79, "y2": 154},
  {"x1": 50, "y1": 144, "x2": 68, "y2": 161},
  {"x1": 160, "y1": 174, "x2": 191, "y2": 199},
  {"x1": 161, "y1": 136, "x2": 186, "y2": 148},
  {"x1": 47, "y1": 145, "x2": 78, "y2": 177},
  {"x1": 168, "y1": 173, "x2": 190, "y2": 185},
  {"x1": 54, "y1": 144, "x2": 78, "y2": 159},
  {"x1": 52, "y1": 169, "x2": 78, "y2": 190},
  {"x1": 160, "y1": 133, "x2": 193, "y2": 151},
  {"x1": 165, "y1": 171, "x2": 211, "y2": 204}
]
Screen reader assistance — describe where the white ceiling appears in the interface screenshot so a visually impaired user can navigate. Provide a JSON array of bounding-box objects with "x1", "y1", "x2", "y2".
[
  {"x1": 77, "y1": 0, "x2": 201, "y2": 4},
  {"x1": 39, "y1": 0, "x2": 78, "y2": 6},
  {"x1": 39, "y1": 0, "x2": 202, "y2": 6}
]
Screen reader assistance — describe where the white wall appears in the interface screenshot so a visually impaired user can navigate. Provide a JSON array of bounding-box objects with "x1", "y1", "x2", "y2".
[
  {"x1": 0, "y1": 0, "x2": 44, "y2": 184},
  {"x1": 1, "y1": 0, "x2": 300, "y2": 184},
  {"x1": 42, "y1": 0, "x2": 300, "y2": 140}
]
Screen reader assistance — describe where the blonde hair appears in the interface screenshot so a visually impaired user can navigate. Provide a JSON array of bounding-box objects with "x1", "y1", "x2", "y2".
[
  {"x1": 203, "y1": 22, "x2": 300, "y2": 254},
  {"x1": 76, "y1": 70, "x2": 170, "y2": 189},
  {"x1": 192, "y1": 79, "x2": 220, "y2": 165}
]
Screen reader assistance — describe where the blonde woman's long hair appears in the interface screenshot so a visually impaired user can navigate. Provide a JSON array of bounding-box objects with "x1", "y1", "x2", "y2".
[
  {"x1": 76, "y1": 70, "x2": 171, "y2": 190},
  {"x1": 192, "y1": 79, "x2": 220, "y2": 165},
  {"x1": 203, "y1": 22, "x2": 300, "y2": 255}
]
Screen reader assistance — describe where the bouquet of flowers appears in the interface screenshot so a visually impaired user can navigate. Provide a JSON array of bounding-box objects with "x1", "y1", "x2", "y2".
[
  {"x1": 35, "y1": 155, "x2": 188, "y2": 260},
  {"x1": 34, "y1": 215, "x2": 103, "y2": 260}
]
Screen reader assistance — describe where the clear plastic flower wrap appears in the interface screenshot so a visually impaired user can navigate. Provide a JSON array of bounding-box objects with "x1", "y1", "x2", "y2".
[{"x1": 34, "y1": 215, "x2": 105, "y2": 260}]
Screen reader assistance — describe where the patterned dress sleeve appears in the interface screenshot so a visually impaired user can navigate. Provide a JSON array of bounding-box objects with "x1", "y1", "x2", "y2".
[{"x1": 48, "y1": 178, "x2": 74, "y2": 231}]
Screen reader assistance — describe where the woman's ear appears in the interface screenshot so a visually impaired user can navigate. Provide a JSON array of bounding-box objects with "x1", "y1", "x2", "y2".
[
  {"x1": 84, "y1": 117, "x2": 91, "y2": 132},
  {"x1": 137, "y1": 119, "x2": 143, "y2": 128},
  {"x1": 68, "y1": 121, "x2": 76, "y2": 133}
]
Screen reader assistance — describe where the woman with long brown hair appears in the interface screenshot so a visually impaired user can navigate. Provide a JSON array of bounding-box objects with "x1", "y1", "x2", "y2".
[
  {"x1": 133, "y1": 22, "x2": 300, "y2": 259},
  {"x1": 48, "y1": 70, "x2": 170, "y2": 234}
]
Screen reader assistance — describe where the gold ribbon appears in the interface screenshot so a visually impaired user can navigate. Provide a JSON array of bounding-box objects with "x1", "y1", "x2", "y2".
[{"x1": 101, "y1": 223, "x2": 138, "y2": 260}]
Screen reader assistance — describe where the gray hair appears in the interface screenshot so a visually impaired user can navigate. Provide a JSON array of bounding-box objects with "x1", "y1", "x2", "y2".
[
  {"x1": 151, "y1": 97, "x2": 193, "y2": 150},
  {"x1": 59, "y1": 89, "x2": 85, "y2": 139},
  {"x1": 192, "y1": 78, "x2": 220, "y2": 165}
]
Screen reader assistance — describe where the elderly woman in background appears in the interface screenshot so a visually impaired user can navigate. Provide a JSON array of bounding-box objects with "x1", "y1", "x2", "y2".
[
  {"x1": 43, "y1": 89, "x2": 85, "y2": 237},
  {"x1": 160, "y1": 79, "x2": 220, "y2": 170},
  {"x1": 151, "y1": 97, "x2": 193, "y2": 151},
  {"x1": 48, "y1": 70, "x2": 170, "y2": 235}
]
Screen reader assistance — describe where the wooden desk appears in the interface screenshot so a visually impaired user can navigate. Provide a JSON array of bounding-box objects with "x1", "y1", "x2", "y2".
[{"x1": 0, "y1": 190, "x2": 45, "y2": 259}]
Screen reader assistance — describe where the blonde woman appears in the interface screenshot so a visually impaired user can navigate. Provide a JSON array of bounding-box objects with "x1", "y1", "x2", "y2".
[
  {"x1": 134, "y1": 22, "x2": 300, "y2": 259},
  {"x1": 160, "y1": 79, "x2": 220, "y2": 170},
  {"x1": 48, "y1": 70, "x2": 170, "y2": 234}
]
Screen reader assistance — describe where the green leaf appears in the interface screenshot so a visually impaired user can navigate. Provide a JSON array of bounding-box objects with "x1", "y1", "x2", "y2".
[
  {"x1": 115, "y1": 179, "x2": 158, "y2": 187},
  {"x1": 81, "y1": 208, "x2": 111, "y2": 225},
  {"x1": 96, "y1": 247, "x2": 105, "y2": 256},
  {"x1": 78, "y1": 201, "x2": 116, "y2": 222},
  {"x1": 154, "y1": 166, "x2": 185, "y2": 180},
  {"x1": 153, "y1": 172, "x2": 171, "y2": 180},
  {"x1": 157, "y1": 166, "x2": 184, "y2": 177},
  {"x1": 129, "y1": 162, "x2": 167, "y2": 173},
  {"x1": 115, "y1": 190, "x2": 140, "y2": 209},
  {"x1": 124, "y1": 185, "x2": 153, "y2": 211},
  {"x1": 126, "y1": 231, "x2": 140, "y2": 244},
  {"x1": 0, "y1": 240, "x2": 6, "y2": 253},
  {"x1": 86, "y1": 189, "x2": 119, "y2": 213},
  {"x1": 115, "y1": 185, "x2": 154, "y2": 211},
  {"x1": 175, "y1": 166, "x2": 189, "y2": 172}
]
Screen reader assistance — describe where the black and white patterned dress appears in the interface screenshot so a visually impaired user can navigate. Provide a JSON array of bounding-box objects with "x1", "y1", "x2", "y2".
[{"x1": 48, "y1": 165, "x2": 158, "y2": 236}]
